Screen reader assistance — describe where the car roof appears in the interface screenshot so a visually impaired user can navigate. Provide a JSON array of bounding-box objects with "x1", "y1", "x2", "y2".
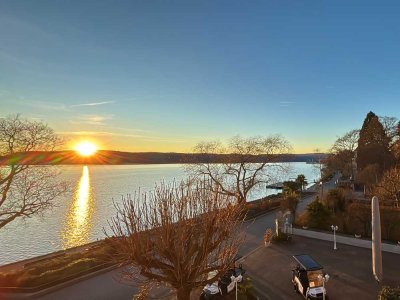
[{"x1": 293, "y1": 254, "x2": 323, "y2": 271}]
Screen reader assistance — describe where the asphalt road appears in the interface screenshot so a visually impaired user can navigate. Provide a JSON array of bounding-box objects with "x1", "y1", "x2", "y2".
[
  {"x1": 33, "y1": 175, "x2": 342, "y2": 300},
  {"x1": 243, "y1": 235, "x2": 400, "y2": 300}
]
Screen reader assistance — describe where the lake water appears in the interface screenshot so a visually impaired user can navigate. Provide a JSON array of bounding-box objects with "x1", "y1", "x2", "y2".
[{"x1": 0, "y1": 163, "x2": 318, "y2": 265}]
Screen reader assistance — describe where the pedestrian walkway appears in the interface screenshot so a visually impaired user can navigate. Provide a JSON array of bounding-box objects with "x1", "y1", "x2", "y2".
[{"x1": 293, "y1": 228, "x2": 400, "y2": 254}]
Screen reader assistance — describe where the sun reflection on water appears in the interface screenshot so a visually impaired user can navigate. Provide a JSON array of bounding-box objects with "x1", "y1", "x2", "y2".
[{"x1": 62, "y1": 166, "x2": 94, "y2": 249}]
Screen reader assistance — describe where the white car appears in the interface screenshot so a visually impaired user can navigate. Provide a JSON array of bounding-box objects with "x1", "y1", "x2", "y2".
[{"x1": 200, "y1": 265, "x2": 245, "y2": 299}]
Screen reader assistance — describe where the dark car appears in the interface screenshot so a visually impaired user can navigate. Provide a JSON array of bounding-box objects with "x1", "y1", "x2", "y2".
[{"x1": 292, "y1": 254, "x2": 329, "y2": 300}]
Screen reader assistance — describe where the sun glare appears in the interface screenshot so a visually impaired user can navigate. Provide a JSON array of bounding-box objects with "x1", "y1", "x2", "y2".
[{"x1": 75, "y1": 142, "x2": 97, "y2": 157}]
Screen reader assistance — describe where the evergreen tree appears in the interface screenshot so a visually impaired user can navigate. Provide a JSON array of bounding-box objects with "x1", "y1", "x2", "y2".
[
  {"x1": 356, "y1": 111, "x2": 393, "y2": 173},
  {"x1": 306, "y1": 197, "x2": 331, "y2": 229}
]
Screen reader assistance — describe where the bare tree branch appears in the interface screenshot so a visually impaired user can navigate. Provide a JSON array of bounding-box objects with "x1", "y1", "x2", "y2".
[
  {"x1": 105, "y1": 180, "x2": 245, "y2": 300},
  {"x1": 0, "y1": 115, "x2": 67, "y2": 229},
  {"x1": 185, "y1": 135, "x2": 291, "y2": 204}
]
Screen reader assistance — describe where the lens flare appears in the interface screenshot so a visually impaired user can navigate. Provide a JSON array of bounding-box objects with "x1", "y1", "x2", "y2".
[{"x1": 75, "y1": 142, "x2": 97, "y2": 157}]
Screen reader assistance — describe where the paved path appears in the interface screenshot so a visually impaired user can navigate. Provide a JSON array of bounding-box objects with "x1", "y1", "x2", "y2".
[
  {"x1": 20, "y1": 176, "x2": 340, "y2": 300},
  {"x1": 295, "y1": 173, "x2": 340, "y2": 215},
  {"x1": 293, "y1": 228, "x2": 400, "y2": 254}
]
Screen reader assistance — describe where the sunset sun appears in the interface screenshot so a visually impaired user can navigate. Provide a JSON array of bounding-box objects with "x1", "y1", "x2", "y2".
[{"x1": 75, "y1": 142, "x2": 98, "y2": 157}]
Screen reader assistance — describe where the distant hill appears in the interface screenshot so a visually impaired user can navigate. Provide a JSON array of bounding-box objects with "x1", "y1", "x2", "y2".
[{"x1": 0, "y1": 150, "x2": 326, "y2": 165}]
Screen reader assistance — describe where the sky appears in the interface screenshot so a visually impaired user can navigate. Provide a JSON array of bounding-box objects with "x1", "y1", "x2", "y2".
[{"x1": 1, "y1": 1, "x2": 400, "y2": 153}]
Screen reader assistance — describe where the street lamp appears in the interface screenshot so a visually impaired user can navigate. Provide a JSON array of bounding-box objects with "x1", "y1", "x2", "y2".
[
  {"x1": 317, "y1": 273, "x2": 330, "y2": 300},
  {"x1": 331, "y1": 225, "x2": 338, "y2": 250},
  {"x1": 230, "y1": 274, "x2": 242, "y2": 300},
  {"x1": 319, "y1": 181, "x2": 323, "y2": 199}
]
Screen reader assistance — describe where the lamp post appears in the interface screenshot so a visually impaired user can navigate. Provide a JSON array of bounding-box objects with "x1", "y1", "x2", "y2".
[
  {"x1": 317, "y1": 274, "x2": 330, "y2": 300},
  {"x1": 230, "y1": 275, "x2": 239, "y2": 300},
  {"x1": 319, "y1": 181, "x2": 324, "y2": 199},
  {"x1": 331, "y1": 225, "x2": 338, "y2": 250}
]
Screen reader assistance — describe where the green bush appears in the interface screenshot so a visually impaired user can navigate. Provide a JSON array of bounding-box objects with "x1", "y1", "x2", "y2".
[
  {"x1": 225, "y1": 277, "x2": 257, "y2": 300},
  {"x1": 378, "y1": 286, "x2": 400, "y2": 300},
  {"x1": 306, "y1": 198, "x2": 331, "y2": 229},
  {"x1": 238, "y1": 277, "x2": 258, "y2": 300},
  {"x1": 280, "y1": 193, "x2": 299, "y2": 213},
  {"x1": 271, "y1": 232, "x2": 291, "y2": 242},
  {"x1": 325, "y1": 189, "x2": 345, "y2": 213}
]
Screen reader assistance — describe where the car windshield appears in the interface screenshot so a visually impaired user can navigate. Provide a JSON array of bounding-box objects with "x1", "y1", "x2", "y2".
[{"x1": 307, "y1": 270, "x2": 324, "y2": 287}]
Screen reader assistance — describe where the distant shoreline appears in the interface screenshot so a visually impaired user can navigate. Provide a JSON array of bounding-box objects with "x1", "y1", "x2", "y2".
[{"x1": 0, "y1": 150, "x2": 326, "y2": 166}]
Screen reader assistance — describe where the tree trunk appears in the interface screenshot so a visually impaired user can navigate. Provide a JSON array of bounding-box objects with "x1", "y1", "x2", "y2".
[
  {"x1": 176, "y1": 287, "x2": 191, "y2": 300},
  {"x1": 237, "y1": 195, "x2": 246, "y2": 204}
]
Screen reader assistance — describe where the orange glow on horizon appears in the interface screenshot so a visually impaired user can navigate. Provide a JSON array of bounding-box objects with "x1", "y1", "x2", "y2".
[{"x1": 75, "y1": 142, "x2": 98, "y2": 157}]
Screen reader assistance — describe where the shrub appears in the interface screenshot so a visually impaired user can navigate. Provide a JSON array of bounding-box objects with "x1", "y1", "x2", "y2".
[
  {"x1": 0, "y1": 272, "x2": 19, "y2": 287},
  {"x1": 16, "y1": 258, "x2": 100, "y2": 287},
  {"x1": 306, "y1": 198, "x2": 331, "y2": 229},
  {"x1": 378, "y1": 286, "x2": 400, "y2": 300},
  {"x1": 280, "y1": 193, "x2": 298, "y2": 213},
  {"x1": 272, "y1": 232, "x2": 291, "y2": 242},
  {"x1": 325, "y1": 189, "x2": 346, "y2": 213},
  {"x1": 264, "y1": 228, "x2": 273, "y2": 245},
  {"x1": 238, "y1": 277, "x2": 258, "y2": 300},
  {"x1": 0, "y1": 241, "x2": 116, "y2": 288}
]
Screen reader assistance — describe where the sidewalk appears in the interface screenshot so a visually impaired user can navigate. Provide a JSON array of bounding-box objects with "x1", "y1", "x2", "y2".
[{"x1": 292, "y1": 228, "x2": 400, "y2": 254}]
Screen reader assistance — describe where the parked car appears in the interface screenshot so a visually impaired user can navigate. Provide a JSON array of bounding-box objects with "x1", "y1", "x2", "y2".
[
  {"x1": 292, "y1": 254, "x2": 329, "y2": 299},
  {"x1": 200, "y1": 265, "x2": 245, "y2": 299}
]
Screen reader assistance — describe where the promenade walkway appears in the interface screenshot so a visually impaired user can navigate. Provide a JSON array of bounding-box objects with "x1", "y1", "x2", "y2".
[{"x1": 293, "y1": 228, "x2": 400, "y2": 254}]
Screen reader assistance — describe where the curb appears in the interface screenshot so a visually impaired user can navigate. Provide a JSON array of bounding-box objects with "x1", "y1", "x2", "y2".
[
  {"x1": 244, "y1": 207, "x2": 280, "y2": 223},
  {"x1": 238, "y1": 244, "x2": 264, "y2": 263}
]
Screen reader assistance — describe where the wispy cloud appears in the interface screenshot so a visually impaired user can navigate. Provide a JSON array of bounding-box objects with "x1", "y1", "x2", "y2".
[
  {"x1": 107, "y1": 126, "x2": 152, "y2": 133},
  {"x1": 58, "y1": 131, "x2": 144, "y2": 138},
  {"x1": 70, "y1": 101, "x2": 115, "y2": 107},
  {"x1": 21, "y1": 100, "x2": 68, "y2": 111},
  {"x1": 57, "y1": 130, "x2": 182, "y2": 142},
  {"x1": 70, "y1": 114, "x2": 114, "y2": 126},
  {"x1": 279, "y1": 101, "x2": 296, "y2": 107}
]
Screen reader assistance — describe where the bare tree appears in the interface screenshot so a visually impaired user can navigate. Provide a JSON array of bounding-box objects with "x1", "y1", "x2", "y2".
[
  {"x1": 380, "y1": 208, "x2": 400, "y2": 240},
  {"x1": 326, "y1": 130, "x2": 359, "y2": 177},
  {"x1": 379, "y1": 116, "x2": 399, "y2": 146},
  {"x1": 375, "y1": 167, "x2": 400, "y2": 207},
  {"x1": 331, "y1": 129, "x2": 359, "y2": 154},
  {"x1": 106, "y1": 181, "x2": 245, "y2": 300},
  {"x1": 347, "y1": 203, "x2": 371, "y2": 237},
  {"x1": 0, "y1": 115, "x2": 67, "y2": 229},
  {"x1": 186, "y1": 135, "x2": 291, "y2": 204}
]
